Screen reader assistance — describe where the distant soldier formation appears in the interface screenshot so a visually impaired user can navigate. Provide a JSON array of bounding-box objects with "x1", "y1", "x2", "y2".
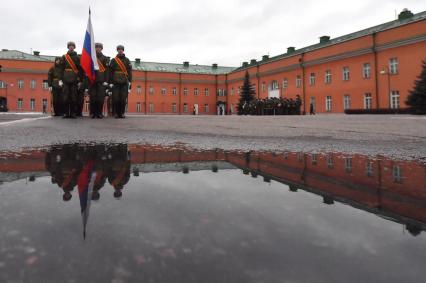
[
  {"x1": 239, "y1": 95, "x2": 302, "y2": 115},
  {"x1": 47, "y1": 42, "x2": 132, "y2": 119}
]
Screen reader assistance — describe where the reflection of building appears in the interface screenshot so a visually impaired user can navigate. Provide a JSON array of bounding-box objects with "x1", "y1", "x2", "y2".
[
  {"x1": 0, "y1": 9, "x2": 425, "y2": 114},
  {"x1": 1, "y1": 144, "x2": 425, "y2": 235}
]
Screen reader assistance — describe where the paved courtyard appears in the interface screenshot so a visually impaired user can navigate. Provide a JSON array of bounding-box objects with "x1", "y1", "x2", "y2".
[{"x1": 0, "y1": 113, "x2": 425, "y2": 160}]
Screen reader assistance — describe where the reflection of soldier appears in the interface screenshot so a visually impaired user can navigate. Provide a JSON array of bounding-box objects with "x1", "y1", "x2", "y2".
[
  {"x1": 109, "y1": 45, "x2": 132, "y2": 118},
  {"x1": 47, "y1": 57, "x2": 64, "y2": 116},
  {"x1": 45, "y1": 144, "x2": 81, "y2": 201},
  {"x1": 108, "y1": 144, "x2": 131, "y2": 198},
  {"x1": 89, "y1": 43, "x2": 110, "y2": 119},
  {"x1": 59, "y1": 41, "x2": 83, "y2": 118},
  {"x1": 91, "y1": 145, "x2": 108, "y2": 200}
]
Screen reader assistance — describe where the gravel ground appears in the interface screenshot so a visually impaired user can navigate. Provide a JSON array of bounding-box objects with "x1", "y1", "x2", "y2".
[{"x1": 0, "y1": 114, "x2": 425, "y2": 161}]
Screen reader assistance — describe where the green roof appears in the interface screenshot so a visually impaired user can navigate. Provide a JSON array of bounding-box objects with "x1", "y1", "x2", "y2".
[
  {"x1": 0, "y1": 49, "x2": 236, "y2": 75},
  {"x1": 234, "y1": 10, "x2": 426, "y2": 71}
]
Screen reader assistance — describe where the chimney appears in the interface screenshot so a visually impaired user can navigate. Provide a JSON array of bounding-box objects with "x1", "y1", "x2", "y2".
[
  {"x1": 33, "y1": 51, "x2": 40, "y2": 56},
  {"x1": 135, "y1": 58, "x2": 141, "y2": 65},
  {"x1": 287, "y1": 47, "x2": 296, "y2": 53},
  {"x1": 1, "y1": 49, "x2": 9, "y2": 51},
  {"x1": 398, "y1": 8, "x2": 414, "y2": 20},
  {"x1": 262, "y1": 55, "x2": 269, "y2": 61},
  {"x1": 212, "y1": 63, "x2": 218, "y2": 69},
  {"x1": 183, "y1": 61, "x2": 189, "y2": 67},
  {"x1": 242, "y1": 62, "x2": 249, "y2": 67},
  {"x1": 319, "y1": 36, "x2": 330, "y2": 44},
  {"x1": 250, "y1": 59, "x2": 257, "y2": 65}
]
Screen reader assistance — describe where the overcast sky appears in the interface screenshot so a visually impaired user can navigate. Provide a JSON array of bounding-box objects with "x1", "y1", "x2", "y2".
[{"x1": 1, "y1": 0, "x2": 425, "y2": 66}]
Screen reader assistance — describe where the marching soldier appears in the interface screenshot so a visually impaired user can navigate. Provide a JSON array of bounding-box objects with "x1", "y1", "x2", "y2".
[
  {"x1": 59, "y1": 41, "x2": 83, "y2": 118},
  {"x1": 109, "y1": 45, "x2": 132, "y2": 118},
  {"x1": 47, "y1": 57, "x2": 64, "y2": 116},
  {"x1": 89, "y1": 43, "x2": 110, "y2": 118}
]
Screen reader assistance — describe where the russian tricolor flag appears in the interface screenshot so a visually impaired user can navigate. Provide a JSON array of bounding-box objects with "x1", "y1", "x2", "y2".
[{"x1": 80, "y1": 9, "x2": 99, "y2": 85}]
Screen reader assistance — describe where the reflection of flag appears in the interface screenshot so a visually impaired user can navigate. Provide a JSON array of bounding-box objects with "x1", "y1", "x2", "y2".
[
  {"x1": 80, "y1": 9, "x2": 99, "y2": 85},
  {"x1": 77, "y1": 160, "x2": 96, "y2": 239}
]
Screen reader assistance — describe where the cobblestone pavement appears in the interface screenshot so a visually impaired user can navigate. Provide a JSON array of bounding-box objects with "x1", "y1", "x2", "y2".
[{"x1": 0, "y1": 114, "x2": 425, "y2": 161}]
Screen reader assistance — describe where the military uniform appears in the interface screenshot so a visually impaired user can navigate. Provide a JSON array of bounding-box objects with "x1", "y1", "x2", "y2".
[
  {"x1": 109, "y1": 45, "x2": 132, "y2": 118},
  {"x1": 59, "y1": 42, "x2": 83, "y2": 118},
  {"x1": 47, "y1": 57, "x2": 64, "y2": 116},
  {"x1": 89, "y1": 43, "x2": 110, "y2": 118}
]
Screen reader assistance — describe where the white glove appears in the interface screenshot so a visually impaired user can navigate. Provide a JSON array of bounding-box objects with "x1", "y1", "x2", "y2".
[
  {"x1": 103, "y1": 82, "x2": 108, "y2": 86},
  {"x1": 48, "y1": 87, "x2": 52, "y2": 91},
  {"x1": 109, "y1": 84, "x2": 114, "y2": 88},
  {"x1": 58, "y1": 80, "x2": 63, "y2": 87},
  {"x1": 77, "y1": 82, "x2": 82, "y2": 88},
  {"x1": 84, "y1": 89, "x2": 89, "y2": 93}
]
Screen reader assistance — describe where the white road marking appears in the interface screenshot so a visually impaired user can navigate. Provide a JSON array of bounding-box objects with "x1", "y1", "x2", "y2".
[{"x1": 0, "y1": 116, "x2": 52, "y2": 126}]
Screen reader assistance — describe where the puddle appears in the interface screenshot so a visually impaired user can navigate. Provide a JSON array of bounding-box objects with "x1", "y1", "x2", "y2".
[{"x1": 0, "y1": 143, "x2": 425, "y2": 282}]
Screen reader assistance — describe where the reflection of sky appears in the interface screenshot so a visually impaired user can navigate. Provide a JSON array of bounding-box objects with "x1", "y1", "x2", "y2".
[{"x1": 0, "y1": 169, "x2": 425, "y2": 283}]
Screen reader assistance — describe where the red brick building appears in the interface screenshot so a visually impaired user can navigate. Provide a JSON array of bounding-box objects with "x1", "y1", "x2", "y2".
[{"x1": 0, "y1": 9, "x2": 425, "y2": 114}]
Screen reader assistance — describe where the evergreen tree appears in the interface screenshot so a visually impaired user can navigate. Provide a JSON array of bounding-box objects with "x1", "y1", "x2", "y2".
[
  {"x1": 237, "y1": 71, "x2": 256, "y2": 115},
  {"x1": 406, "y1": 60, "x2": 426, "y2": 114}
]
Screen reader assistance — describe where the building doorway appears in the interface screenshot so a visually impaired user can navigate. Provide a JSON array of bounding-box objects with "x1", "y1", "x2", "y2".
[
  {"x1": 0, "y1": 97, "x2": 7, "y2": 112},
  {"x1": 217, "y1": 103, "x2": 225, "y2": 115},
  {"x1": 193, "y1": 104, "x2": 199, "y2": 115}
]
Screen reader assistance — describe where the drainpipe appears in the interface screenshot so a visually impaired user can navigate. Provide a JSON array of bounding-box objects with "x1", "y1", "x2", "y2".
[
  {"x1": 215, "y1": 74, "x2": 218, "y2": 115},
  {"x1": 144, "y1": 71, "x2": 148, "y2": 115},
  {"x1": 256, "y1": 64, "x2": 260, "y2": 99},
  {"x1": 373, "y1": 33, "x2": 380, "y2": 110},
  {"x1": 179, "y1": 73, "x2": 182, "y2": 115},
  {"x1": 301, "y1": 52, "x2": 307, "y2": 115}
]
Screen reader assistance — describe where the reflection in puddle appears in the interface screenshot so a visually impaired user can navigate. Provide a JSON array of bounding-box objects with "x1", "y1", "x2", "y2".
[{"x1": 0, "y1": 144, "x2": 425, "y2": 282}]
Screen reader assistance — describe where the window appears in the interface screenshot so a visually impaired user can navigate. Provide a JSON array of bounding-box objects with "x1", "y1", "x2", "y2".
[
  {"x1": 172, "y1": 87, "x2": 177, "y2": 96},
  {"x1": 325, "y1": 70, "x2": 332, "y2": 84},
  {"x1": 310, "y1": 96, "x2": 316, "y2": 113},
  {"x1": 390, "y1": 90, "x2": 400, "y2": 109},
  {"x1": 296, "y1": 75, "x2": 302, "y2": 88},
  {"x1": 343, "y1": 95, "x2": 351, "y2": 110},
  {"x1": 42, "y1": 81, "x2": 49, "y2": 90},
  {"x1": 297, "y1": 152, "x2": 303, "y2": 162},
  {"x1": 17, "y1": 98, "x2": 23, "y2": 109},
  {"x1": 149, "y1": 86, "x2": 154, "y2": 95},
  {"x1": 237, "y1": 88, "x2": 240, "y2": 95},
  {"x1": 363, "y1": 63, "x2": 371, "y2": 79},
  {"x1": 366, "y1": 161, "x2": 374, "y2": 177},
  {"x1": 326, "y1": 96, "x2": 332, "y2": 112},
  {"x1": 137, "y1": 86, "x2": 142, "y2": 94},
  {"x1": 204, "y1": 88, "x2": 209, "y2": 96},
  {"x1": 136, "y1": 102, "x2": 141, "y2": 112},
  {"x1": 392, "y1": 166, "x2": 402, "y2": 183},
  {"x1": 261, "y1": 82, "x2": 266, "y2": 92},
  {"x1": 183, "y1": 103, "x2": 188, "y2": 113},
  {"x1": 271, "y1": 80, "x2": 279, "y2": 90},
  {"x1": 343, "y1": 67, "x2": 350, "y2": 81},
  {"x1": 183, "y1": 88, "x2": 188, "y2": 96},
  {"x1": 0, "y1": 81, "x2": 5, "y2": 88},
  {"x1": 311, "y1": 154, "x2": 317, "y2": 165},
  {"x1": 18, "y1": 80, "x2": 24, "y2": 89},
  {"x1": 327, "y1": 155, "x2": 334, "y2": 169},
  {"x1": 30, "y1": 98, "x2": 35, "y2": 110},
  {"x1": 364, "y1": 93, "x2": 372, "y2": 110},
  {"x1": 172, "y1": 103, "x2": 177, "y2": 113},
  {"x1": 309, "y1": 73, "x2": 315, "y2": 86},
  {"x1": 149, "y1": 103, "x2": 154, "y2": 113},
  {"x1": 30, "y1": 80, "x2": 36, "y2": 89},
  {"x1": 194, "y1": 88, "x2": 199, "y2": 96},
  {"x1": 204, "y1": 104, "x2": 209, "y2": 113},
  {"x1": 161, "y1": 88, "x2": 166, "y2": 95},
  {"x1": 344, "y1": 157, "x2": 352, "y2": 173},
  {"x1": 389, "y1": 58, "x2": 398, "y2": 75},
  {"x1": 282, "y1": 78, "x2": 288, "y2": 89}
]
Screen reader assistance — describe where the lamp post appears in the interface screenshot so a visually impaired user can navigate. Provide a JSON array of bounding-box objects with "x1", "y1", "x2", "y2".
[{"x1": 380, "y1": 69, "x2": 391, "y2": 109}]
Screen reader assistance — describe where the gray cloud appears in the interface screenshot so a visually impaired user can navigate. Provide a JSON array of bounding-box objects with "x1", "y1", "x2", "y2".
[{"x1": 1, "y1": 0, "x2": 425, "y2": 66}]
